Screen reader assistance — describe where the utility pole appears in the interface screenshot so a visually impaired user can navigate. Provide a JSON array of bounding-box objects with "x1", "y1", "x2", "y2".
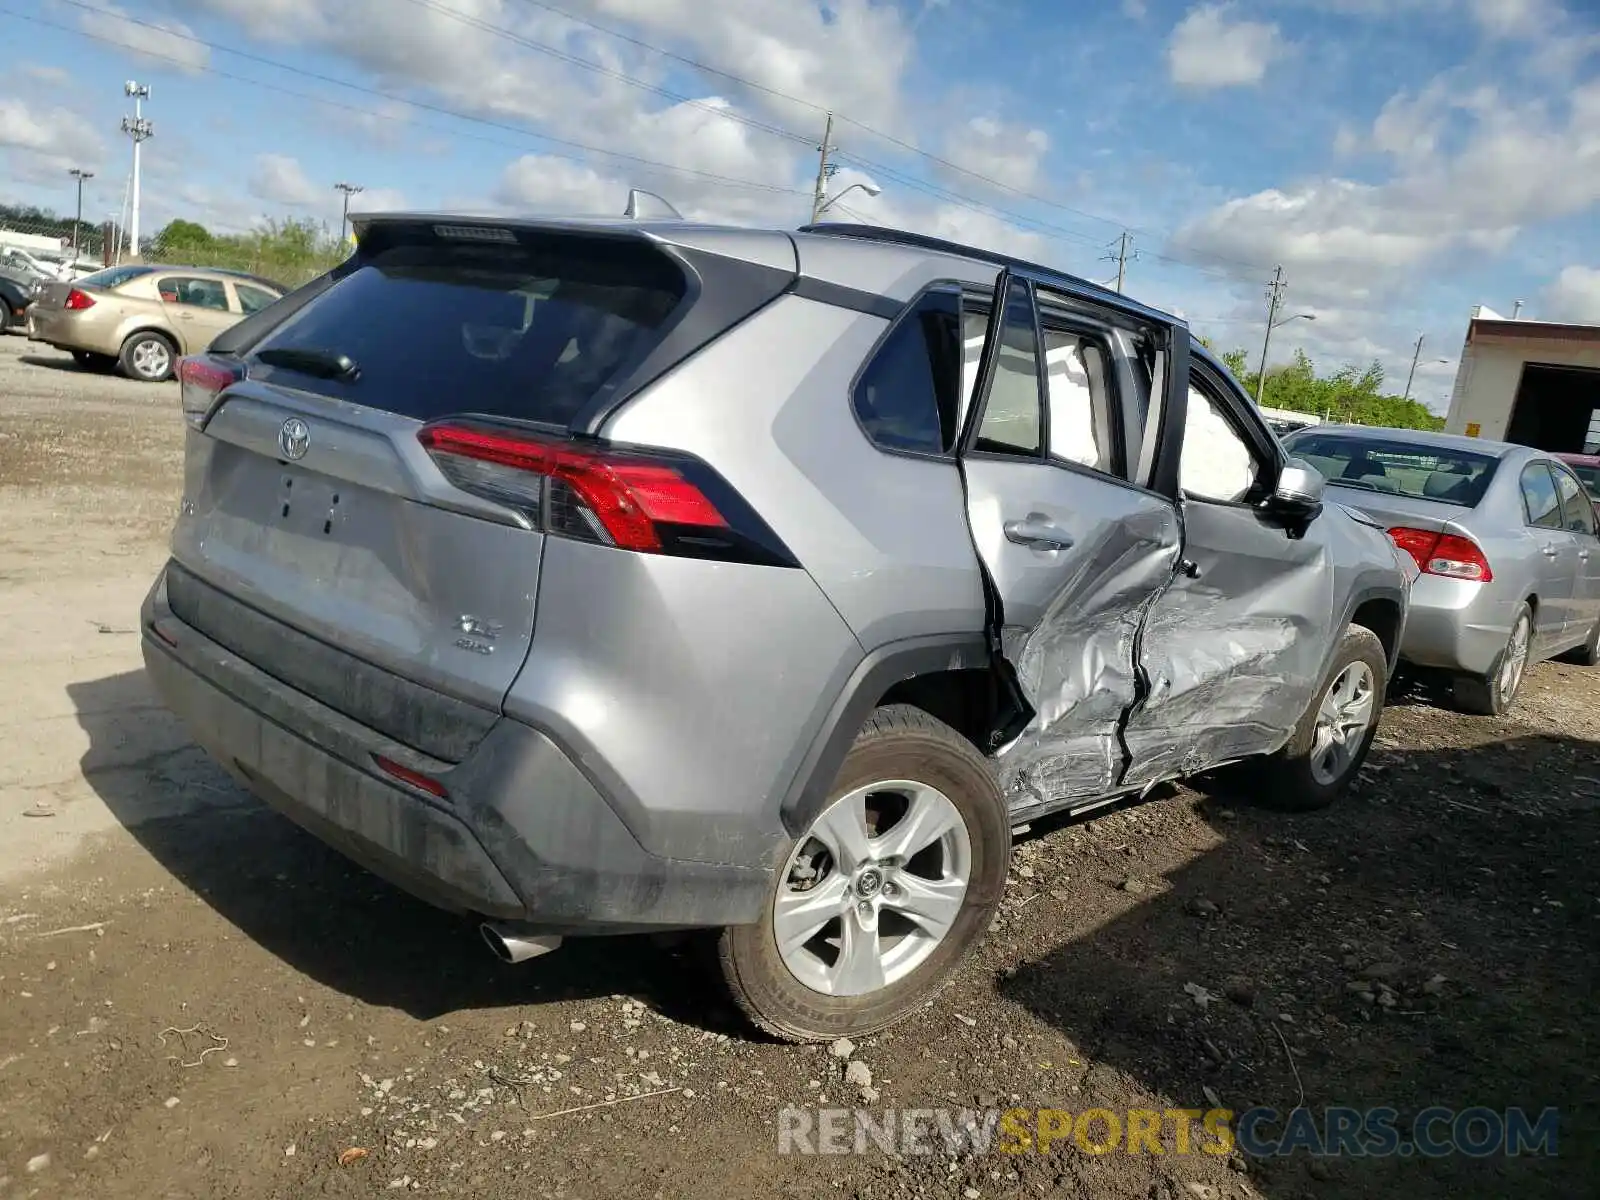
[
  {"x1": 120, "y1": 81, "x2": 152, "y2": 260},
  {"x1": 68, "y1": 168, "x2": 94, "y2": 260},
  {"x1": 810, "y1": 112, "x2": 836, "y2": 224},
  {"x1": 1254, "y1": 265, "x2": 1287, "y2": 406},
  {"x1": 1511, "y1": 299, "x2": 1524, "y2": 320},
  {"x1": 1402, "y1": 334, "x2": 1425, "y2": 402},
  {"x1": 1102, "y1": 231, "x2": 1136, "y2": 293},
  {"x1": 335, "y1": 181, "x2": 364, "y2": 244}
]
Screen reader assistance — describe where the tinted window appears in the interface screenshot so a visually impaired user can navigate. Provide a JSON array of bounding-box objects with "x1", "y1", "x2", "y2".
[
  {"x1": 973, "y1": 278, "x2": 1043, "y2": 456},
  {"x1": 1567, "y1": 462, "x2": 1600, "y2": 498},
  {"x1": 235, "y1": 283, "x2": 279, "y2": 315},
  {"x1": 1521, "y1": 463, "x2": 1563, "y2": 529},
  {"x1": 1285, "y1": 433, "x2": 1498, "y2": 506},
  {"x1": 158, "y1": 276, "x2": 229, "y2": 311},
  {"x1": 1552, "y1": 466, "x2": 1598, "y2": 536},
  {"x1": 853, "y1": 290, "x2": 961, "y2": 454},
  {"x1": 77, "y1": 264, "x2": 154, "y2": 290},
  {"x1": 248, "y1": 237, "x2": 686, "y2": 424},
  {"x1": 1181, "y1": 373, "x2": 1263, "y2": 503}
]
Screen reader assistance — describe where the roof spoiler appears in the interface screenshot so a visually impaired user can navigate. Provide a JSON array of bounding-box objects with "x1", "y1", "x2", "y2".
[{"x1": 623, "y1": 189, "x2": 682, "y2": 220}]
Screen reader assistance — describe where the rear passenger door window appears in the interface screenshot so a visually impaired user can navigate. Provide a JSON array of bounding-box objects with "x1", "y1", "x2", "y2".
[
  {"x1": 1522, "y1": 464, "x2": 1564, "y2": 529},
  {"x1": 852, "y1": 290, "x2": 961, "y2": 455},
  {"x1": 1041, "y1": 327, "x2": 1113, "y2": 472}
]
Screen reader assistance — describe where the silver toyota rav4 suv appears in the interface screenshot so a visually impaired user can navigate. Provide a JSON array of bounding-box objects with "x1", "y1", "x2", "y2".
[{"x1": 142, "y1": 215, "x2": 1412, "y2": 1041}]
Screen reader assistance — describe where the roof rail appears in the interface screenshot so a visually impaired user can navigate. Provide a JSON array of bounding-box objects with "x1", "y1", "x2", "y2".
[{"x1": 797, "y1": 222, "x2": 1178, "y2": 323}]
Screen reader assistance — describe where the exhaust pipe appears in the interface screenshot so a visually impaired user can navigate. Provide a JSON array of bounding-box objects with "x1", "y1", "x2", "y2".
[{"x1": 480, "y1": 922, "x2": 563, "y2": 964}]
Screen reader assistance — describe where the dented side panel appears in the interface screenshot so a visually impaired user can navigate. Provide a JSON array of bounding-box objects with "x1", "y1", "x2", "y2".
[
  {"x1": 1119, "y1": 498, "x2": 1333, "y2": 788},
  {"x1": 961, "y1": 458, "x2": 1182, "y2": 807}
]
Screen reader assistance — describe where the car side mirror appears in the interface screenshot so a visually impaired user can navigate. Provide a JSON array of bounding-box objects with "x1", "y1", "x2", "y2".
[{"x1": 1269, "y1": 458, "x2": 1325, "y2": 522}]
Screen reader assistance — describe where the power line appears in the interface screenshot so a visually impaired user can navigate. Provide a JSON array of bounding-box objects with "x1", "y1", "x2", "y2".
[
  {"x1": 400, "y1": 0, "x2": 813, "y2": 150},
  {"x1": 6, "y1": 2, "x2": 809, "y2": 199},
  {"x1": 502, "y1": 0, "x2": 1281, "y2": 278},
  {"x1": 13, "y1": 0, "x2": 1277, "y2": 284}
]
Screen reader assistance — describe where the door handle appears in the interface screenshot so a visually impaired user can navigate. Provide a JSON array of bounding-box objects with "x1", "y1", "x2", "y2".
[
  {"x1": 1542, "y1": 544, "x2": 1560, "y2": 558},
  {"x1": 1004, "y1": 515, "x2": 1074, "y2": 551}
]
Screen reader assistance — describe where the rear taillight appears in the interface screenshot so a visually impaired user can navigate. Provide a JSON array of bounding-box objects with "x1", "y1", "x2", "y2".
[
  {"x1": 177, "y1": 354, "x2": 245, "y2": 428},
  {"x1": 418, "y1": 420, "x2": 796, "y2": 566},
  {"x1": 1387, "y1": 527, "x2": 1493, "y2": 582},
  {"x1": 64, "y1": 288, "x2": 95, "y2": 311}
]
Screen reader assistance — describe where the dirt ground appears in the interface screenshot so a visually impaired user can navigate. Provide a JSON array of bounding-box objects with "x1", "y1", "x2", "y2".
[{"x1": 1, "y1": 331, "x2": 1597, "y2": 1200}]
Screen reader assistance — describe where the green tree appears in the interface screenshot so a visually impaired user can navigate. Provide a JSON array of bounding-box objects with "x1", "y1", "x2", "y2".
[
  {"x1": 156, "y1": 218, "x2": 213, "y2": 250},
  {"x1": 1216, "y1": 346, "x2": 1445, "y2": 432}
]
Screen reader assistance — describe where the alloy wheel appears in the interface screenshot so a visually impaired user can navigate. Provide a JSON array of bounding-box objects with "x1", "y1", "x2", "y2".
[
  {"x1": 131, "y1": 337, "x2": 170, "y2": 380},
  {"x1": 1309, "y1": 660, "x2": 1377, "y2": 786},
  {"x1": 775, "y1": 780, "x2": 972, "y2": 997},
  {"x1": 1497, "y1": 613, "x2": 1531, "y2": 705}
]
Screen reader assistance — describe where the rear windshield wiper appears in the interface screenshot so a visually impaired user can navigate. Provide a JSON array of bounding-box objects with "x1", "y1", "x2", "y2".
[{"x1": 256, "y1": 346, "x2": 361, "y2": 381}]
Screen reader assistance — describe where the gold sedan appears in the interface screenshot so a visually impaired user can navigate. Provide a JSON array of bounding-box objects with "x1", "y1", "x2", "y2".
[{"x1": 28, "y1": 264, "x2": 285, "y2": 382}]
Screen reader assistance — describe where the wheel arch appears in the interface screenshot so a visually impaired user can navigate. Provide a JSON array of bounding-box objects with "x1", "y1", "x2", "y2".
[{"x1": 777, "y1": 633, "x2": 1016, "y2": 841}]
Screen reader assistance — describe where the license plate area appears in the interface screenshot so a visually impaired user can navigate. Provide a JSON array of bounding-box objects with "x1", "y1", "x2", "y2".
[{"x1": 274, "y1": 465, "x2": 346, "y2": 538}]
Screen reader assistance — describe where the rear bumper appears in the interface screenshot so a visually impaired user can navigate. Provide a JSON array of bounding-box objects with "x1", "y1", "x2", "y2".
[
  {"x1": 140, "y1": 568, "x2": 770, "y2": 934},
  {"x1": 1398, "y1": 574, "x2": 1511, "y2": 677}
]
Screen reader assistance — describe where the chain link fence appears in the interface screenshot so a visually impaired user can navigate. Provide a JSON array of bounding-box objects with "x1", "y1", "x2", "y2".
[{"x1": 1, "y1": 213, "x2": 344, "y2": 289}]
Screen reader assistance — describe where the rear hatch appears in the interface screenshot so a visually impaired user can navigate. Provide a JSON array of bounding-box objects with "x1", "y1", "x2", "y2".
[{"x1": 168, "y1": 220, "x2": 742, "y2": 756}]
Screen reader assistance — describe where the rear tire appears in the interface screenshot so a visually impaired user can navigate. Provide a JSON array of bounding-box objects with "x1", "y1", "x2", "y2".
[
  {"x1": 718, "y1": 704, "x2": 1010, "y2": 1043},
  {"x1": 1246, "y1": 624, "x2": 1387, "y2": 812},
  {"x1": 119, "y1": 330, "x2": 177, "y2": 382},
  {"x1": 1453, "y1": 602, "x2": 1533, "y2": 715}
]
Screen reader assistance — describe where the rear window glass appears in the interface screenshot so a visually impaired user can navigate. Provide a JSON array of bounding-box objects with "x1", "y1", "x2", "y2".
[
  {"x1": 78, "y1": 264, "x2": 154, "y2": 289},
  {"x1": 248, "y1": 236, "x2": 687, "y2": 425},
  {"x1": 1285, "y1": 433, "x2": 1498, "y2": 506}
]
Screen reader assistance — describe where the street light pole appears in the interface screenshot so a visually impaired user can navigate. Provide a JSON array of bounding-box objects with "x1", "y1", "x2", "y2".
[
  {"x1": 335, "y1": 181, "x2": 364, "y2": 244},
  {"x1": 68, "y1": 168, "x2": 94, "y2": 260},
  {"x1": 120, "y1": 82, "x2": 152, "y2": 260}
]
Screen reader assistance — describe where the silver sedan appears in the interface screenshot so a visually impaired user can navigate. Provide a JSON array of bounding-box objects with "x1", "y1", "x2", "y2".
[{"x1": 1282, "y1": 425, "x2": 1600, "y2": 715}]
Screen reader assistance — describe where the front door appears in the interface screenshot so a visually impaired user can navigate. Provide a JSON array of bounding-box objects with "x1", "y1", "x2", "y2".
[
  {"x1": 1120, "y1": 354, "x2": 1329, "y2": 788},
  {"x1": 1552, "y1": 461, "x2": 1600, "y2": 635},
  {"x1": 958, "y1": 272, "x2": 1182, "y2": 813},
  {"x1": 156, "y1": 274, "x2": 237, "y2": 354},
  {"x1": 1518, "y1": 462, "x2": 1581, "y2": 646}
]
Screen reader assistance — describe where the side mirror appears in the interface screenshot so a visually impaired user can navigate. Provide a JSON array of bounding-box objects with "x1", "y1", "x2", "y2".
[{"x1": 1270, "y1": 457, "x2": 1325, "y2": 520}]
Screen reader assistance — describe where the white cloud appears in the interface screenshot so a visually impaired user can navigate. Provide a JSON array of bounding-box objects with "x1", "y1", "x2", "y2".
[
  {"x1": 78, "y1": 4, "x2": 210, "y2": 74},
  {"x1": 0, "y1": 97, "x2": 105, "y2": 185},
  {"x1": 1467, "y1": 0, "x2": 1559, "y2": 38},
  {"x1": 1173, "y1": 78, "x2": 1600, "y2": 304},
  {"x1": 22, "y1": 66, "x2": 73, "y2": 87},
  {"x1": 1542, "y1": 266, "x2": 1600, "y2": 323},
  {"x1": 943, "y1": 117, "x2": 1050, "y2": 192},
  {"x1": 1121, "y1": 0, "x2": 1149, "y2": 17},
  {"x1": 1166, "y1": 4, "x2": 1288, "y2": 89},
  {"x1": 248, "y1": 154, "x2": 323, "y2": 207}
]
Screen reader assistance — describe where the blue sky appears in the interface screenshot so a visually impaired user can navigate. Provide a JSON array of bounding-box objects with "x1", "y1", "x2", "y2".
[{"x1": 3, "y1": 0, "x2": 1598, "y2": 411}]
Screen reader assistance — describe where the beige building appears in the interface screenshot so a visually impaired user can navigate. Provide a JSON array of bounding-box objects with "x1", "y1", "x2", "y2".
[{"x1": 1444, "y1": 305, "x2": 1600, "y2": 452}]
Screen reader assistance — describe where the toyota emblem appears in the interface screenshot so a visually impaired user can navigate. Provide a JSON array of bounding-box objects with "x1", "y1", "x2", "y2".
[{"x1": 278, "y1": 417, "x2": 310, "y2": 460}]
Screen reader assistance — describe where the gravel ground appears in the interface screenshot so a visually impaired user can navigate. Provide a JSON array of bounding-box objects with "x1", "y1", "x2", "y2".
[{"x1": 1, "y1": 331, "x2": 1597, "y2": 1200}]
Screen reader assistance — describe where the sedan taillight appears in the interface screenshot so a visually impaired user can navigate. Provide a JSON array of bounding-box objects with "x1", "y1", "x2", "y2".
[
  {"x1": 1387, "y1": 527, "x2": 1494, "y2": 582},
  {"x1": 63, "y1": 288, "x2": 95, "y2": 311}
]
